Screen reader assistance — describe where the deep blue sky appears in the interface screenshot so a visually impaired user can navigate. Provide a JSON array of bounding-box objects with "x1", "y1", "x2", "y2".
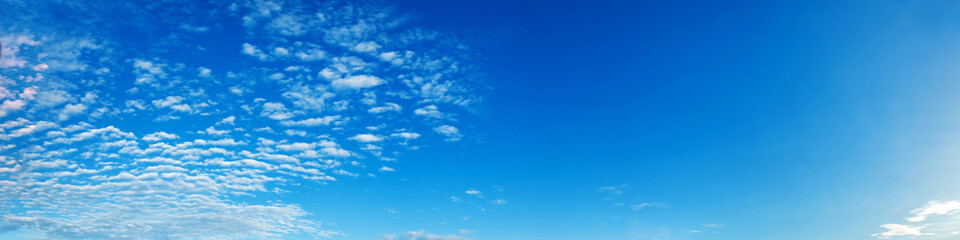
[
  {"x1": 392, "y1": 1, "x2": 960, "y2": 239},
  {"x1": 2, "y1": 0, "x2": 960, "y2": 239}
]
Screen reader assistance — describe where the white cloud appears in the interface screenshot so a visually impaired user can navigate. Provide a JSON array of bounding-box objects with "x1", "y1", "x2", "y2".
[
  {"x1": 273, "y1": 47, "x2": 290, "y2": 56},
  {"x1": 873, "y1": 224, "x2": 931, "y2": 239},
  {"x1": 331, "y1": 75, "x2": 384, "y2": 90},
  {"x1": 193, "y1": 138, "x2": 244, "y2": 146},
  {"x1": 58, "y1": 103, "x2": 87, "y2": 121},
  {"x1": 204, "y1": 126, "x2": 229, "y2": 135},
  {"x1": 80, "y1": 91, "x2": 98, "y2": 104},
  {"x1": 321, "y1": 148, "x2": 351, "y2": 158},
  {"x1": 433, "y1": 125, "x2": 462, "y2": 141},
  {"x1": 197, "y1": 67, "x2": 212, "y2": 78},
  {"x1": 908, "y1": 201, "x2": 960, "y2": 222},
  {"x1": 216, "y1": 116, "x2": 236, "y2": 126},
  {"x1": 35, "y1": 90, "x2": 71, "y2": 108},
  {"x1": 284, "y1": 129, "x2": 308, "y2": 137},
  {"x1": 630, "y1": 202, "x2": 669, "y2": 211},
  {"x1": 20, "y1": 86, "x2": 38, "y2": 100},
  {"x1": 170, "y1": 104, "x2": 192, "y2": 112},
  {"x1": 350, "y1": 134, "x2": 383, "y2": 143},
  {"x1": 295, "y1": 48, "x2": 326, "y2": 61},
  {"x1": 277, "y1": 142, "x2": 317, "y2": 151},
  {"x1": 142, "y1": 132, "x2": 179, "y2": 142},
  {"x1": 0, "y1": 35, "x2": 40, "y2": 68},
  {"x1": 0, "y1": 120, "x2": 57, "y2": 140},
  {"x1": 414, "y1": 105, "x2": 445, "y2": 119},
  {"x1": 144, "y1": 165, "x2": 187, "y2": 172},
  {"x1": 135, "y1": 157, "x2": 182, "y2": 165},
  {"x1": 32, "y1": 63, "x2": 49, "y2": 71},
  {"x1": 353, "y1": 41, "x2": 381, "y2": 54},
  {"x1": 319, "y1": 68, "x2": 338, "y2": 79},
  {"x1": 873, "y1": 200, "x2": 960, "y2": 239},
  {"x1": 0, "y1": 99, "x2": 26, "y2": 118},
  {"x1": 369, "y1": 103, "x2": 402, "y2": 113},
  {"x1": 152, "y1": 96, "x2": 184, "y2": 108},
  {"x1": 379, "y1": 166, "x2": 395, "y2": 172},
  {"x1": 267, "y1": 14, "x2": 308, "y2": 36},
  {"x1": 0, "y1": 193, "x2": 333, "y2": 239},
  {"x1": 241, "y1": 43, "x2": 270, "y2": 61},
  {"x1": 281, "y1": 84, "x2": 334, "y2": 112},
  {"x1": 391, "y1": 132, "x2": 420, "y2": 140},
  {"x1": 229, "y1": 85, "x2": 248, "y2": 96},
  {"x1": 41, "y1": 38, "x2": 103, "y2": 72},
  {"x1": 125, "y1": 100, "x2": 146, "y2": 111},
  {"x1": 260, "y1": 102, "x2": 295, "y2": 120},
  {"x1": 280, "y1": 116, "x2": 341, "y2": 127},
  {"x1": 268, "y1": 72, "x2": 285, "y2": 80},
  {"x1": 49, "y1": 126, "x2": 136, "y2": 145},
  {"x1": 27, "y1": 159, "x2": 70, "y2": 169},
  {"x1": 132, "y1": 59, "x2": 167, "y2": 86},
  {"x1": 378, "y1": 51, "x2": 405, "y2": 65}
]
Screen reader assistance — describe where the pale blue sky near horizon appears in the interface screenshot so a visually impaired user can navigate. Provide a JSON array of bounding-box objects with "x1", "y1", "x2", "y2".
[{"x1": 1, "y1": 0, "x2": 960, "y2": 239}]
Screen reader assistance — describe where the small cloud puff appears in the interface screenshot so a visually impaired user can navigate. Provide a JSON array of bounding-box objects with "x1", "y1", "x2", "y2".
[
  {"x1": 331, "y1": 75, "x2": 384, "y2": 90},
  {"x1": 434, "y1": 125, "x2": 462, "y2": 141},
  {"x1": 350, "y1": 134, "x2": 383, "y2": 143}
]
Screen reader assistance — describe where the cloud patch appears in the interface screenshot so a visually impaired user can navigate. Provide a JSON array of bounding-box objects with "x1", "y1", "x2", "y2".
[{"x1": 0, "y1": 0, "x2": 486, "y2": 239}]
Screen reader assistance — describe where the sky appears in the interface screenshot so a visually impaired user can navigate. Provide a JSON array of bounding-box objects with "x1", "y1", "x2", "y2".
[{"x1": 1, "y1": 0, "x2": 960, "y2": 239}]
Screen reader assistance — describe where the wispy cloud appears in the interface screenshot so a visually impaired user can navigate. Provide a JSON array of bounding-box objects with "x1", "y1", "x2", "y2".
[{"x1": 873, "y1": 200, "x2": 960, "y2": 239}]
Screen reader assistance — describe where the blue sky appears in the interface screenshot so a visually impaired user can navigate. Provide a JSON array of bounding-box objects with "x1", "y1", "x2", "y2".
[{"x1": 2, "y1": 0, "x2": 960, "y2": 239}]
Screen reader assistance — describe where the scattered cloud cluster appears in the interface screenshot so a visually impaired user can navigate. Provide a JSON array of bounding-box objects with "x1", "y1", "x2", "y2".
[{"x1": 0, "y1": 0, "x2": 485, "y2": 238}]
